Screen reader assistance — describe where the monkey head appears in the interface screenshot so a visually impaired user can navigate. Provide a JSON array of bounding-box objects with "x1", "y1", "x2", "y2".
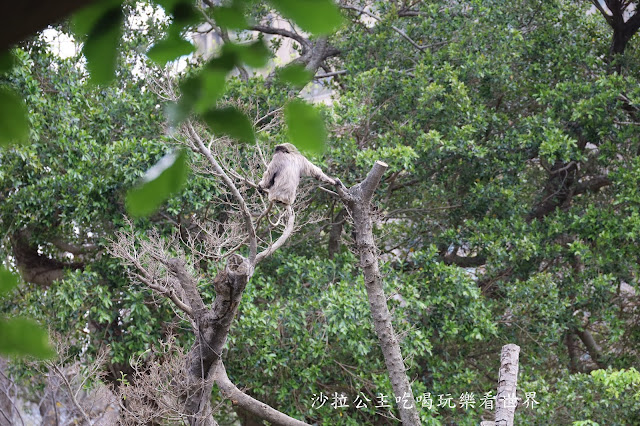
[{"x1": 274, "y1": 143, "x2": 299, "y2": 154}]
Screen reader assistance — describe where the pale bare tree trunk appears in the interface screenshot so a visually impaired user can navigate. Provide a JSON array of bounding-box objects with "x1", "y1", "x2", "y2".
[
  {"x1": 0, "y1": 358, "x2": 14, "y2": 426},
  {"x1": 337, "y1": 161, "x2": 421, "y2": 426},
  {"x1": 495, "y1": 344, "x2": 520, "y2": 426}
]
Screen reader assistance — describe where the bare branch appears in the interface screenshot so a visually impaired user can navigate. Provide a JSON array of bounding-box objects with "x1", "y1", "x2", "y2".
[
  {"x1": 250, "y1": 24, "x2": 310, "y2": 49},
  {"x1": 215, "y1": 361, "x2": 310, "y2": 426},
  {"x1": 164, "y1": 258, "x2": 206, "y2": 316},
  {"x1": 133, "y1": 272, "x2": 193, "y2": 317},
  {"x1": 187, "y1": 122, "x2": 258, "y2": 266},
  {"x1": 336, "y1": 160, "x2": 420, "y2": 425},
  {"x1": 591, "y1": 0, "x2": 614, "y2": 25},
  {"x1": 49, "y1": 364, "x2": 92, "y2": 425},
  {"x1": 358, "y1": 160, "x2": 389, "y2": 202},
  {"x1": 314, "y1": 70, "x2": 348, "y2": 79}
]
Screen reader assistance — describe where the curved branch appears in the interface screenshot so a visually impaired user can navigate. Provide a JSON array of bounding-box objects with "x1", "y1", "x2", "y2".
[
  {"x1": 215, "y1": 361, "x2": 310, "y2": 426},
  {"x1": 250, "y1": 24, "x2": 310, "y2": 49},
  {"x1": 51, "y1": 238, "x2": 98, "y2": 255},
  {"x1": 341, "y1": 5, "x2": 425, "y2": 52},
  {"x1": 590, "y1": 0, "x2": 613, "y2": 25},
  {"x1": 132, "y1": 272, "x2": 193, "y2": 318},
  {"x1": 255, "y1": 206, "x2": 295, "y2": 265},
  {"x1": 187, "y1": 122, "x2": 258, "y2": 265}
]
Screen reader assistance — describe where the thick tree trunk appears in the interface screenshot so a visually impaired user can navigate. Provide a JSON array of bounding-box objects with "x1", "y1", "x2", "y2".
[
  {"x1": 339, "y1": 161, "x2": 421, "y2": 426},
  {"x1": 495, "y1": 344, "x2": 520, "y2": 426},
  {"x1": 575, "y1": 329, "x2": 607, "y2": 370},
  {"x1": 565, "y1": 332, "x2": 580, "y2": 374},
  {"x1": 182, "y1": 255, "x2": 250, "y2": 425}
]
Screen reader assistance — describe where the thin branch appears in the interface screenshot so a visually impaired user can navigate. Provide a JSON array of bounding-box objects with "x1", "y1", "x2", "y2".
[
  {"x1": 133, "y1": 272, "x2": 194, "y2": 317},
  {"x1": 250, "y1": 24, "x2": 310, "y2": 49},
  {"x1": 314, "y1": 70, "x2": 348, "y2": 78},
  {"x1": 187, "y1": 122, "x2": 258, "y2": 265},
  {"x1": 341, "y1": 5, "x2": 425, "y2": 52},
  {"x1": 591, "y1": 0, "x2": 614, "y2": 25},
  {"x1": 49, "y1": 364, "x2": 92, "y2": 425}
]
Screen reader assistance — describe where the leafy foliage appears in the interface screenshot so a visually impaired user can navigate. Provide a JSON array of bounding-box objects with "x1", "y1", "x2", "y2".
[{"x1": 3, "y1": 0, "x2": 640, "y2": 424}]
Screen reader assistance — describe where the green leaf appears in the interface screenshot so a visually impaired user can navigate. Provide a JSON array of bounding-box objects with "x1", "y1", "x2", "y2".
[
  {"x1": 126, "y1": 150, "x2": 189, "y2": 217},
  {"x1": 268, "y1": 0, "x2": 344, "y2": 35},
  {"x1": 225, "y1": 41, "x2": 271, "y2": 68},
  {"x1": 0, "y1": 51, "x2": 15, "y2": 74},
  {"x1": 0, "y1": 86, "x2": 29, "y2": 146},
  {"x1": 72, "y1": 1, "x2": 124, "y2": 85},
  {"x1": 156, "y1": 0, "x2": 201, "y2": 29},
  {"x1": 277, "y1": 63, "x2": 313, "y2": 87},
  {"x1": 284, "y1": 99, "x2": 326, "y2": 153},
  {"x1": 0, "y1": 267, "x2": 19, "y2": 297},
  {"x1": 147, "y1": 35, "x2": 195, "y2": 66},
  {"x1": 212, "y1": 4, "x2": 249, "y2": 30},
  {"x1": 0, "y1": 317, "x2": 54, "y2": 359},
  {"x1": 71, "y1": 0, "x2": 120, "y2": 36},
  {"x1": 166, "y1": 69, "x2": 228, "y2": 126},
  {"x1": 194, "y1": 70, "x2": 228, "y2": 112},
  {"x1": 203, "y1": 107, "x2": 255, "y2": 143}
]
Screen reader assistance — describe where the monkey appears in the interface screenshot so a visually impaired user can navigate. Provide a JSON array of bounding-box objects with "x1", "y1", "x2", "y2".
[{"x1": 258, "y1": 143, "x2": 339, "y2": 205}]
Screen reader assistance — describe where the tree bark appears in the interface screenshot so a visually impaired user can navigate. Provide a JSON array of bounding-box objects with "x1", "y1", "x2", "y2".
[
  {"x1": 182, "y1": 255, "x2": 250, "y2": 425},
  {"x1": 495, "y1": 344, "x2": 520, "y2": 426},
  {"x1": 338, "y1": 161, "x2": 421, "y2": 426},
  {"x1": 575, "y1": 328, "x2": 607, "y2": 369},
  {"x1": 565, "y1": 332, "x2": 580, "y2": 374},
  {"x1": 0, "y1": 358, "x2": 14, "y2": 426}
]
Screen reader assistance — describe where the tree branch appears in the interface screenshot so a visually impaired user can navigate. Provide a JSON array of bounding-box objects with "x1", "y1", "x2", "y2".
[
  {"x1": 314, "y1": 70, "x2": 348, "y2": 79},
  {"x1": 165, "y1": 258, "x2": 207, "y2": 317},
  {"x1": 575, "y1": 328, "x2": 607, "y2": 369},
  {"x1": 132, "y1": 272, "x2": 194, "y2": 318},
  {"x1": 357, "y1": 160, "x2": 389, "y2": 202},
  {"x1": 591, "y1": 0, "x2": 614, "y2": 25},
  {"x1": 337, "y1": 160, "x2": 421, "y2": 425},
  {"x1": 574, "y1": 175, "x2": 611, "y2": 195},
  {"x1": 250, "y1": 24, "x2": 310, "y2": 49},
  {"x1": 187, "y1": 122, "x2": 258, "y2": 266},
  {"x1": 215, "y1": 361, "x2": 310, "y2": 426},
  {"x1": 341, "y1": 5, "x2": 425, "y2": 52}
]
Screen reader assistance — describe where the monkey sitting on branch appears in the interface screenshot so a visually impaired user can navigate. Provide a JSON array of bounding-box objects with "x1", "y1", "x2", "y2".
[{"x1": 258, "y1": 143, "x2": 341, "y2": 206}]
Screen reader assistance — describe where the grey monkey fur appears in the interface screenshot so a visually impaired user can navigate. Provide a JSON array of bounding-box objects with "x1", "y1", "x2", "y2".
[{"x1": 258, "y1": 143, "x2": 337, "y2": 205}]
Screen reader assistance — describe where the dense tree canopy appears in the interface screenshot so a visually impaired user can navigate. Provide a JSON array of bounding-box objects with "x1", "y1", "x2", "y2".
[{"x1": 2, "y1": 0, "x2": 640, "y2": 425}]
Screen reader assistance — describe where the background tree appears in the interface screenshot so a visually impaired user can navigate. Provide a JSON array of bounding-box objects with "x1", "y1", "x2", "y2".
[{"x1": 2, "y1": 0, "x2": 640, "y2": 425}]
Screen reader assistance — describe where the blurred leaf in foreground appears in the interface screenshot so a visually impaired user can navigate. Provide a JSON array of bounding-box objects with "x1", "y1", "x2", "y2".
[
  {"x1": 71, "y1": 0, "x2": 124, "y2": 85},
  {"x1": 203, "y1": 107, "x2": 255, "y2": 143},
  {"x1": 126, "y1": 150, "x2": 189, "y2": 217},
  {"x1": 0, "y1": 317, "x2": 54, "y2": 359},
  {"x1": 269, "y1": 0, "x2": 344, "y2": 35},
  {"x1": 277, "y1": 63, "x2": 313, "y2": 88},
  {"x1": 0, "y1": 267, "x2": 19, "y2": 297},
  {"x1": 0, "y1": 86, "x2": 29, "y2": 146},
  {"x1": 284, "y1": 99, "x2": 326, "y2": 154},
  {"x1": 147, "y1": 34, "x2": 195, "y2": 66}
]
